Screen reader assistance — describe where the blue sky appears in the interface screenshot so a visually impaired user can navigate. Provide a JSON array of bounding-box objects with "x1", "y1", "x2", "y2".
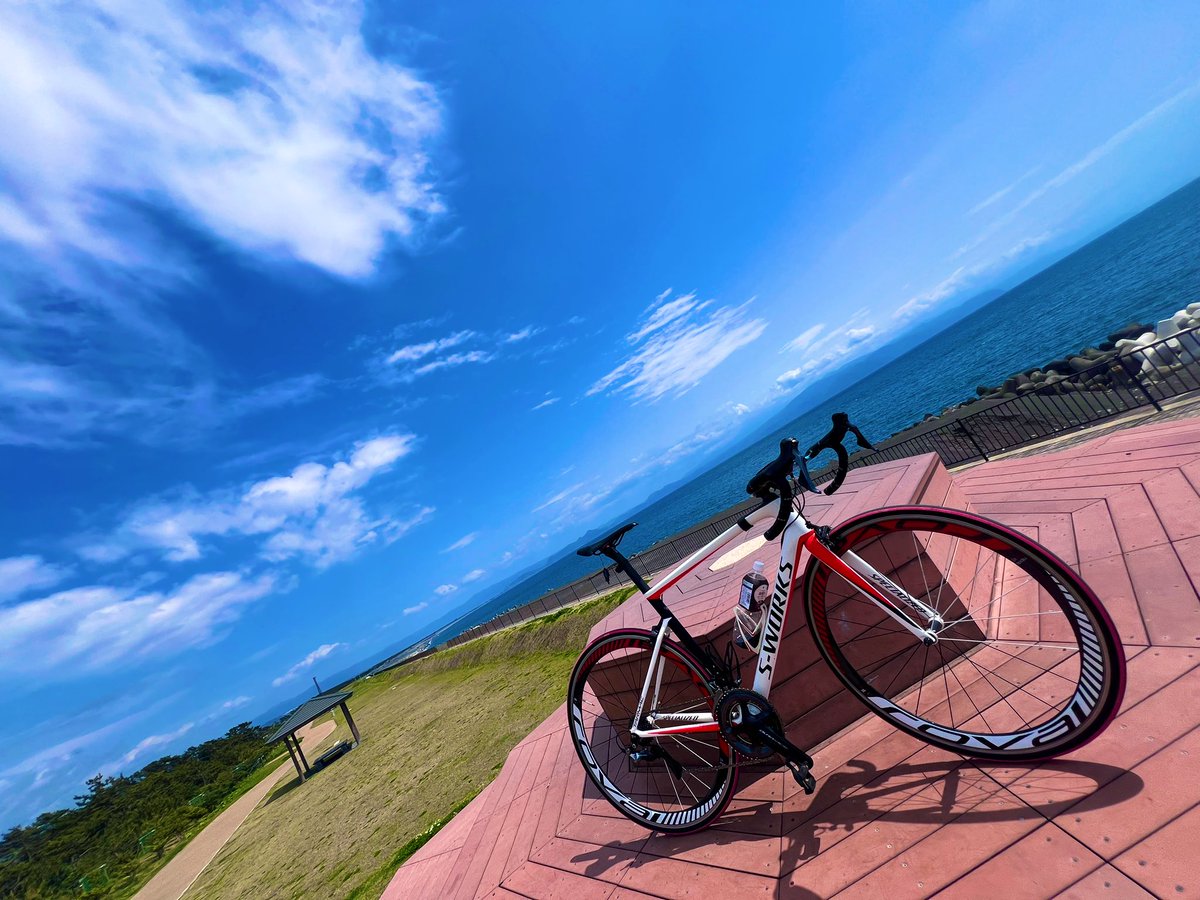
[{"x1": 2, "y1": 0, "x2": 1200, "y2": 828}]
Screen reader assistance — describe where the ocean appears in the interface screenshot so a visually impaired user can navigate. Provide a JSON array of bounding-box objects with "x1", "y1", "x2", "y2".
[{"x1": 431, "y1": 175, "x2": 1200, "y2": 642}]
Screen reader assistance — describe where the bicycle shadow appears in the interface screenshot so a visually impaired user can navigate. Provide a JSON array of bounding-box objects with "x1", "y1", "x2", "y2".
[{"x1": 568, "y1": 757, "x2": 1141, "y2": 882}]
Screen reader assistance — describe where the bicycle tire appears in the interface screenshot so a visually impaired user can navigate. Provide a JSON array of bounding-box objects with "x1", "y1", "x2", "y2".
[
  {"x1": 803, "y1": 506, "x2": 1125, "y2": 761},
  {"x1": 567, "y1": 628, "x2": 737, "y2": 832}
]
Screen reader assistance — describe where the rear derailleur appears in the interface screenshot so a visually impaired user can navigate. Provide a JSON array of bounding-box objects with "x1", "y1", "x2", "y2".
[{"x1": 715, "y1": 688, "x2": 817, "y2": 795}]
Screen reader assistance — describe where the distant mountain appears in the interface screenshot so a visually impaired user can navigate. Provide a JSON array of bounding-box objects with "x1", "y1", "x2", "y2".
[{"x1": 749, "y1": 288, "x2": 1006, "y2": 443}]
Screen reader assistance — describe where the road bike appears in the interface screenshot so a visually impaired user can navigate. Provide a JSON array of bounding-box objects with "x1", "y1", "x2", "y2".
[{"x1": 567, "y1": 414, "x2": 1125, "y2": 833}]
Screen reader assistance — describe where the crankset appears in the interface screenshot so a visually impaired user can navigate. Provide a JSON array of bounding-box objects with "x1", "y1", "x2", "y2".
[{"x1": 715, "y1": 688, "x2": 818, "y2": 795}]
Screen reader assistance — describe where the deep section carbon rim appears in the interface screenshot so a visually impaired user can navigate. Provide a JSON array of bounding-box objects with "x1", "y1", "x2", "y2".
[
  {"x1": 567, "y1": 629, "x2": 736, "y2": 832},
  {"x1": 805, "y1": 507, "x2": 1124, "y2": 760}
]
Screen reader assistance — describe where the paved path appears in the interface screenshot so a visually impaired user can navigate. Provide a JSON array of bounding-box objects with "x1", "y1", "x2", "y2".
[{"x1": 134, "y1": 720, "x2": 337, "y2": 900}]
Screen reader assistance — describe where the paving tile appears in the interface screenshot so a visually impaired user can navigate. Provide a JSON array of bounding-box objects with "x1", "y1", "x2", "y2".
[
  {"x1": 1112, "y1": 800, "x2": 1200, "y2": 898},
  {"x1": 824, "y1": 772, "x2": 1043, "y2": 899},
  {"x1": 529, "y1": 836, "x2": 639, "y2": 887},
  {"x1": 1058, "y1": 864, "x2": 1156, "y2": 899},
  {"x1": 981, "y1": 651, "x2": 1200, "y2": 806},
  {"x1": 502, "y1": 860, "x2": 618, "y2": 900},
  {"x1": 616, "y1": 849, "x2": 777, "y2": 898},
  {"x1": 1142, "y1": 468, "x2": 1200, "y2": 543},
  {"x1": 1071, "y1": 499, "x2": 1125, "y2": 563},
  {"x1": 1124, "y1": 543, "x2": 1200, "y2": 646},
  {"x1": 928, "y1": 823, "x2": 1105, "y2": 899},
  {"x1": 1057, "y1": 727, "x2": 1200, "y2": 859},
  {"x1": 1078, "y1": 552, "x2": 1150, "y2": 648},
  {"x1": 1107, "y1": 487, "x2": 1171, "y2": 554},
  {"x1": 640, "y1": 820, "x2": 782, "y2": 877}
]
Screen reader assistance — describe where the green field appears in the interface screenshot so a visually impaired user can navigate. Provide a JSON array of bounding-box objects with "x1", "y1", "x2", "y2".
[{"x1": 185, "y1": 588, "x2": 635, "y2": 900}]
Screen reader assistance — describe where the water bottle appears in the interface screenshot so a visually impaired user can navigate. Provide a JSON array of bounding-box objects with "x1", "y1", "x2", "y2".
[
  {"x1": 739, "y1": 561, "x2": 770, "y2": 612},
  {"x1": 734, "y1": 561, "x2": 770, "y2": 649}
]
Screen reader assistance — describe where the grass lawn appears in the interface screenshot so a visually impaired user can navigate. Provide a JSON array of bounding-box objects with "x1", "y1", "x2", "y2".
[{"x1": 184, "y1": 588, "x2": 634, "y2": 900}]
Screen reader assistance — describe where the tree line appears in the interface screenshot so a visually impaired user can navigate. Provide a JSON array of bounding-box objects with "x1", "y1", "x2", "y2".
[{"x1": 0, "y1": 722, "x2": 278, "y2": 899}]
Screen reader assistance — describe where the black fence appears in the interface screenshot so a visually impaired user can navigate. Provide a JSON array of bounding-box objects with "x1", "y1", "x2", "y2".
[
  {"x1": 850, "y1": 323, "x2": 1200, "y2": 470},
  {"x1": 434, "y1": 323, "x2": 1200, "y2": 651}
]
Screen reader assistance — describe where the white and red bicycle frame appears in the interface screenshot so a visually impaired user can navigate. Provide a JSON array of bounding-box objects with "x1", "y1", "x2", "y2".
[{"x1": 628, "y1": 498, "x2": 944, "y2": 741}]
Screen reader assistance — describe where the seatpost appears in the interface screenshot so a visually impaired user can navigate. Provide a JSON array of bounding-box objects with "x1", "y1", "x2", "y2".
[{"x1": 605, "y1": 547, "x2": 653, "y2": 595}]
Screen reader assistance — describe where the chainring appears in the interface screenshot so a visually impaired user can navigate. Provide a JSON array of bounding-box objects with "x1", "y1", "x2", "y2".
[{"x1": 715, "y1": 688, "x2": 783, "y2": 760}]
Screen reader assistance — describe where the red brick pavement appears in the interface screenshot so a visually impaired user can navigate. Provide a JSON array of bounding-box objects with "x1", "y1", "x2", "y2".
[{"x1": 387, "y1": 418, "x2": 1200, "y2": 899}]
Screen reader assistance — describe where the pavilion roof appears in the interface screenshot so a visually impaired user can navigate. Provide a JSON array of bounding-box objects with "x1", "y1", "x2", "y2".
[{"x1": 267, "y1": 691, "x2": 352, "y2": 743}]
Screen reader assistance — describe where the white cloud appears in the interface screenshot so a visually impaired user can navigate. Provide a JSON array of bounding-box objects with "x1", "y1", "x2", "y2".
[
  {"x1": 434, "y1": 584, "x2": 458, "y2": 596},
  {"x1": 0, "y1": 0, "x2": 449, "y2": 448},
  {"x1": 0, "y1": 555, "x2": 69, "y2": 601},
  {"x1": 589, "y1": 290, "x2": 767, "y2": 402},
  {"x1": 776, "y1": 314, "x2": 881, "y2": 391},
  {"x1": 386, "y1": 331, "x2": 476, "y2": 365},
  {"x1": 533, "y1": 482, "x2": 587, "y2": 513},
  {"x1": 0, "y1": 571, "x2": 277, "y2": 675},
  {"x1": 784, "y1": 324, "x2": 826, "y2": 353},
  {"x1": 0, "y1": 0, "x2": 444, "y2": 278},
  {"x1": 112, "y1": 723, "x2": 195, "y2": 771},
  {"x1": 442, "y1": 532, "x2": 478, "y2": 553},
  {"x1": 731, "y1": 403, "x2": 751, "y2": 417},
  {"x1": 462, "y1": 568, "x2": 486, "y2": 583},
  {"x1": 895, "y1": 231, "x2": 1053, "y2": 321},
  {"x1": 410, "y1": 350, "x2": 494, "y2": 378},
  {"x1": 402, "y1": 601, "x2": 428, "y2": 615},
  {"x1": 503, "y1": 326, "x2": 541, "y2": 343},
  {"x1": 958, "y1": 82, "x2": 1200, "y2": 259},
  {"x1": 221, "y1": 696, "x2": 252, "y2": 711},
  {"x1": 83, "y1": 433, "x2": 427, "y2": 569},
  {"x1": 968, "y1": 166, "x2": 1041, "y2": 216},
  {"x1": 272, "y1": 642, "x2": 346, "y2": 687},
  {"x1": 531, "y1": 397, "x2": 560, "y2": 410}
]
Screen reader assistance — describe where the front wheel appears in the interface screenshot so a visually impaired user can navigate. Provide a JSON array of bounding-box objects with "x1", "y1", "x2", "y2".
[
  {"x1": 804, "y1": 506, "x2": 1125, "y2": 761},
  {"x1": 567, "y1": 629, "x2": 737, "y2": 832}
]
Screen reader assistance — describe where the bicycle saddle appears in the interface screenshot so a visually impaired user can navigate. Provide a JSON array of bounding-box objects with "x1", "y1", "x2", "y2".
[{"x1": 576, "y1": 522, "x2": 637, "y2": 558}]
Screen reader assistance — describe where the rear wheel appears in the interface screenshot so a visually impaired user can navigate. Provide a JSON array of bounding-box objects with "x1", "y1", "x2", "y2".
[
  {"x1": 804, "y1": 506, "x2": 1125, "y2": 760},
  {"x1": 567, "y1": 629, "x2": 737, "y2": 832}
]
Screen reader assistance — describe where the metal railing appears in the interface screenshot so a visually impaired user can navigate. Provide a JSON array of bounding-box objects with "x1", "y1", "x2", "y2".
[
  {"x1": 431, "y1": 324, "x2": 1200, "y2": 652},
  {"x1": 846, "y1": 324, "x2": 1200, "y2": 470}
]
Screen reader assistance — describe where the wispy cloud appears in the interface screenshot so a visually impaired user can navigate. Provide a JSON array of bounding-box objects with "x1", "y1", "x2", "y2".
[
  {"x1": 531, "y1": 397, "x2": 560, "y2": 410},
  {"x1": 0, "y1": 0, "x2": 444, "y2": 278},
  {"x1": 221, "y1": 696, "x2": 252, "y2": 712},
  {"x1": 110, "y1": 723, "x2": 195, "y2": 772},
  {"x1": 80, "y1": 434, "x2": 428, "y2": 569},
  {"x1": 895, "y1": 231, "x2": 1053, "y2": 321},
  {"x1": 958, "y1": 82, "x2": 1200, "y2": 258},
  {"x1": 386, "y1": 331, "x2": 477, "y2": 365},
  {"x1": 462, "y1": 568, "x2": 486, "y2": 583},
  {"x1": 272, "y1": 643, "x2": 347, "y2": 688},
  {"x1": 784, "y1": 324, "x2": 826, "y2": 353},
  {"x1": 0, "y1": 0, "x2": 447, "y2": 448},
  {"x1": 503, "y1": 326, "x2": 541, "y2": 344},
  {"x1": 0, "y1": 572, "x2": 278, "y2": 676},
  {"x1": 434, "y1": 584, "x2": 458, "y2": 596},
  {"x1": 776, "y1": 313, "x2": 880, "y2": 391},
  {"x1": 442, "y1": 532, "x2": 478, "y2": 553},
  {"x1": 403, "y1": 601, "x2": 428, "y2": 616},
  {"x1": 967, "y1": 166, "x2": 1042, "y2": 216},
  {"x1": 380, "y1": 324, "x2": 549, "y2": 383},
  {"x1": 588, "y1": 290, "x2": 766, "y2": 402},
  {"x1": 0, "y1": 555, "x2": 70, "y2": 601}
]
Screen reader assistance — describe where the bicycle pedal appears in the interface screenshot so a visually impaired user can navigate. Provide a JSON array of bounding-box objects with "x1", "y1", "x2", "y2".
[{"x1": 785, "y1": 760, "x2": 817, "y2": 795}]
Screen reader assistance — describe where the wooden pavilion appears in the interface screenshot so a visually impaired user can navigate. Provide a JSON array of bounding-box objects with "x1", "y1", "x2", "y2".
[{"x1": 268, "y1": 690, "x2": 361, "y2": 782}]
